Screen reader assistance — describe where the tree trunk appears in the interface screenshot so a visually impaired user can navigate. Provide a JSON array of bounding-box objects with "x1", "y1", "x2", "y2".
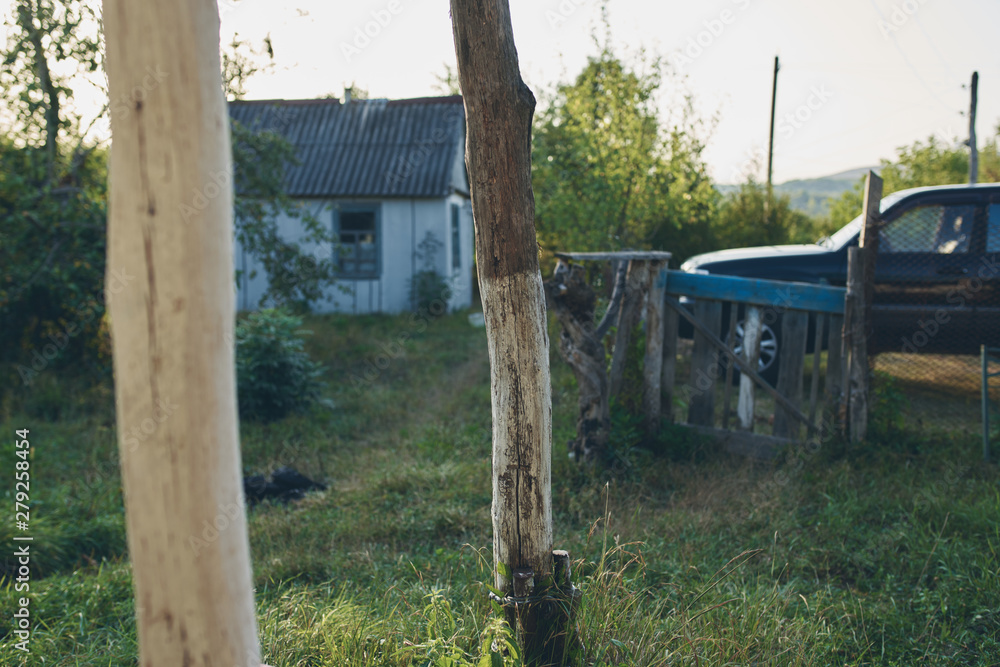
[
  {"x1": 642, "y1": 260, "x2": 667, "y2": 437},
  {"x1": 545, "y1": 261, "x2": 610, "y2": 462},
  {"x1": 104, "y1": 1, "x2": 260, "y2": 665},
  {"x1": 450, "y1": 2, "x2": 577, "y2": 663},
  {"x1": 608, "y1": 260, "x2": 649, "y2": 399}
]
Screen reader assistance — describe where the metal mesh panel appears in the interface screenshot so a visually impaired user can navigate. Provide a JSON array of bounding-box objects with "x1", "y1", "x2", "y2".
[{"x1": 869, "y1": 202, "x2": 1000, "y2": 434}]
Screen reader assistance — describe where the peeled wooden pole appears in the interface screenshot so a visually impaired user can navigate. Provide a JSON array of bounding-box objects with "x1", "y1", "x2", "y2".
[
  {"x1": 104, "y1": 2, "x2": 260, "y2": 665},
  {"x1": 450, "y1": 1, "x2": 578, "y2": 663}
]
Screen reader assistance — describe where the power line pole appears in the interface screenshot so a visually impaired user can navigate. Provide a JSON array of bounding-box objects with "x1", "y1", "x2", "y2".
[
  {"x1": 969, "y1": 71, "x2": 979, "y2": 185},
  {"x1": 765, "y1": 55, "x2": 779, "y2": 226},
  {"x1": 767, "y1": 55, "x2": 779, "y2": 191}
]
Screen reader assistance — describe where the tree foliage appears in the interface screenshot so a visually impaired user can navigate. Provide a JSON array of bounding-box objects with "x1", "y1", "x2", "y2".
[
  {"x1": 828, "y1": 125, "x2": 1000, "y2": 229},
  {"x1": 225, "y1": 35, "x2": 338, "y2": 310},
  {"x1": 531, "y1": 44, "x2": 717, "y2": 264},
  {"x1": 713, "y1": 179, "x2": 818, "y2": 249},
  {"x1": 1, "y1": 8, "x2": 337, "y2": 383},
  {"x1": 0, "y1": 0, "x2": 107, "y2": 372}
]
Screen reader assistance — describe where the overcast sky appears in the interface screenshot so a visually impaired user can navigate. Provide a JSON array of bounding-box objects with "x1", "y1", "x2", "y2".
[
  {"x1": 216, "y1": 0, "x2": 997, "y2": 185},
  {"x1": 3, "y1": 0, "x2": 995, "y2": 185}
]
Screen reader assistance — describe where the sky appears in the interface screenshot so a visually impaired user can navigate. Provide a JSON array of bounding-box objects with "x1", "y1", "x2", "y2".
[
  {"x1": 4, "y1": 0, "x2": 997, "y2": 185},
  {"x1": 214, "y1": 0, "x2": 998, "y2": 185}
]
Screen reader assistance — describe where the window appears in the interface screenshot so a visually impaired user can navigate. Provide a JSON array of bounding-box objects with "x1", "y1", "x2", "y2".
[
  {"x1": 988, "y1": 204, "x2": 1000, "y2": 253},
  {"x1": 880, "y1": 204, "x2": 974, "y2": 254},
  {"x1": 451, "y1": 203, "x2": 461, "y2": 270},
  {"x1": 336, "y1": 207, "x2": 379, "y2": 277}
]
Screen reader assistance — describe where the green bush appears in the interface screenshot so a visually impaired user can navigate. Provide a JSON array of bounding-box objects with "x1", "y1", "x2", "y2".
[
  {"x1": 409, "y1": 269, "x2": 452, "y2": 314},
  {"x1": 235, "y1": 309, "x2": 326, "y2": 422}
]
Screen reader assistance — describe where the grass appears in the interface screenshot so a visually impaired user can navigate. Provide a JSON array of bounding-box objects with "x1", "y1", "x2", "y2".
[{"x1": 1, "y1": 310, "x2": 999, "y2": 665}]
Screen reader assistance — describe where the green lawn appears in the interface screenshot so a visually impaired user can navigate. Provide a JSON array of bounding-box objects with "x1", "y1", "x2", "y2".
[{"x1": 1, "y1": 311, "x2": 998, "y2": 665}]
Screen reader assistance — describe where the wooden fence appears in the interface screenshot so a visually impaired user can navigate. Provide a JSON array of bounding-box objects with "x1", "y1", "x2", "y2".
[{"x1": 660, "y1": 269, "x2": 846, "y2": 456}]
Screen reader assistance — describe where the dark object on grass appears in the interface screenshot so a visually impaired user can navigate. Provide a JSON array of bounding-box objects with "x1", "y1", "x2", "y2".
[{"x1": 244, "y1": 466, "x2": 326, "y2": 505}]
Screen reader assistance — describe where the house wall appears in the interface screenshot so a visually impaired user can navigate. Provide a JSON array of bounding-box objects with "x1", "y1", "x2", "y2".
[{"x1": 234, "y1": 196, "x2": 475, "y2": 314}]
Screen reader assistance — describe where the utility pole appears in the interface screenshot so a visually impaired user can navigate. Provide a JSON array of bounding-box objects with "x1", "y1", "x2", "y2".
[
  {"x1": 969, "y1": 71, "x2": 979, "y2": 185},
  {"x1": 765, "y1": 55, "x2": 779, "y2": 226}
]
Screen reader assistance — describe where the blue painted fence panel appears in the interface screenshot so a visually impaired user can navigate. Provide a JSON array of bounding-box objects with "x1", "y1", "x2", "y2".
[{"x1": 660, "y1": 269, "x2": 846, "y2": 315}]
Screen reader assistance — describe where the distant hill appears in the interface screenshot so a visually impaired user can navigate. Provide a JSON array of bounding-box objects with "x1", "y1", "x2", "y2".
[{"x1": 717, "y1": 167, "x2": 877, "y2": 218}]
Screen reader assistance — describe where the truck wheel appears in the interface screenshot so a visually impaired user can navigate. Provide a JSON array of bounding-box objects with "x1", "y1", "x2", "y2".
[{"x1": 728, "y1": 318, "x2": 781, "y2": 386}]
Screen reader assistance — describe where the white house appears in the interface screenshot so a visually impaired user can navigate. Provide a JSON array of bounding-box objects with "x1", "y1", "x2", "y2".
[{"x1": 229, "y1": 94, "x2": 474, "y2": 314}]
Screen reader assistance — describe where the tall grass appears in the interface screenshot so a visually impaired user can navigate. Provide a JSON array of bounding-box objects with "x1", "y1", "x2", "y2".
[{"x1": 0, "y1": 311, "x2": 998, "y2": 665}]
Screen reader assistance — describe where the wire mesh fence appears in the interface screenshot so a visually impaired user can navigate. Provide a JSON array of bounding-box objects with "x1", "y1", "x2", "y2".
[{"x1": 869, "y1": 199, "x2": 1000, "y2": 436}]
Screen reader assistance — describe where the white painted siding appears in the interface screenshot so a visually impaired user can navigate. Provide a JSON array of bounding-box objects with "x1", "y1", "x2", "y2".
[{"x1": 234, "y1": 196, "x2": 475, "y2": 314}]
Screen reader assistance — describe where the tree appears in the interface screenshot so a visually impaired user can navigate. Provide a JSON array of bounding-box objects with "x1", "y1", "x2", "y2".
[
  {"x1": 828, "y1": 125, "x2": 1000, "y2": 228},
  {"x1": 0, "y1": 0, "x2": 108, "y2": 376},
  {"x1": 229, "y1": 121, "x2": 339, "y2": 309},
  {"x1": 531, "y1": 41, "x2": 717, "y2": 264},
  {"x1": 450, "y1": 0, "x2": 577, "y2": 663},
  {"x1": 713, "y1": 178, "x2": 818, "y2": 249},
  {"x1": 223, "y1": 35, "x2": 339, "y2": 310},
  {"x1": 1, "y1": 7, "x2": 336, "y2": 389},
  {"x1": 103, "y1": 0, "x2": 260, "y2": 664}
]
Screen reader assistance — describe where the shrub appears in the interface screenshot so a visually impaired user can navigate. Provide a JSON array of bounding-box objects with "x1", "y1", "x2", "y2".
[
  {"x1": 235, "y1": 309, "x2": 326, "y2": 422},
  {"x1": 409, "y1": 270, "x2": 452, "y2": 314},
  {"x1": 408, "y1": 232, "x2": 452, "y2": 314}
]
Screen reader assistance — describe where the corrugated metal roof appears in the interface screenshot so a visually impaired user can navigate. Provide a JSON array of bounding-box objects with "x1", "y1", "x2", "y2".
[{"x1": 228, "y1": 96, "x2": 466, "y2": 199}]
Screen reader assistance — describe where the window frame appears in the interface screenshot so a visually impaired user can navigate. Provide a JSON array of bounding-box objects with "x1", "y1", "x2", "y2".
[
  {"x1": 334, "y1": 203, "x2": 381, "y2": 279},
  {"x1": 987, "y1": 203, "x2": 1000, "y2": 254},
  {"x1": 879, "y1": 202, "x2": 976, "y2": 255}
]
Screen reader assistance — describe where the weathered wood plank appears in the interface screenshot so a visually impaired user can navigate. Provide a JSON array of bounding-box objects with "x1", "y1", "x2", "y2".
[
  {"x1": 826, "y1": 313, "x2": 844, "y2": 412},
  {"x1": 737, "y1": 306, "x2": 763, "y2": 430},
  {"x1": 859, "y1": 171, "x2": 883, "y2": 344},
  {"x1": 643, "y1": 261, "x2": 667, "y2": 437},
  {"x1": 846, "y1": 246, "x2": 868, "y2": 443},
  {"x1": 556, "y1": 251, "x2": 673, "y2": 262},
  {"x1": 688, "y1": 300, "x2": 722, "y2": 426},
  {"x1": 807, "y1": 313, "x2": 825, "y2": 438},
  {"x1": 773, "y1": 310, "x2": 809, "y2": 439},
  {"x1": 544, "y1": 261, "x2": 609, "y2": 462},
  {"x1": 661, "y1": 296, "x2": 678, "y2": 424},
  {"x1": 609, "y1": 260, "x2": 649, "y2": 399},
  {"x1": 664, "y1": 296, "x2": 814, "y2": 430},
  {"x1": 721, "y1": 306, "x2": 738, "y2": 430},
  {"x1": 662, "y1": 270, "x2": 846, "y2": 315}
]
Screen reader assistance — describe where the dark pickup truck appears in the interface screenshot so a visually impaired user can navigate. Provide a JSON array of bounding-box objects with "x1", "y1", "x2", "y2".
[{"x1": 678, "y1": 183, "x2": 1000, "y2": 381}]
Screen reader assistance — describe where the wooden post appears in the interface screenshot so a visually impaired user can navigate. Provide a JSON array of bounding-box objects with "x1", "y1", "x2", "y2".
[
  {"x1": 737, "y1": 306, "x2": 763, "y2": 430},
  {"x1": 661, "y1": 296, "x2": 679, "y2": 424},
  {"x1": 450, "y1": 2, "x2": 576, "y2": 663},
  {"x1": 807, "y1": 314, "x2": 825, "y2": 438},
  {"x1": 544, "y1": 261, "x2": 610, "y2": 462},
  {"x1": 643, "y1": 261, "x2": 666, "y2": 437},
  {"x1": 773, "y1": 310, "x2": 808, "y2": 439},
  {"x1": 846, "y1": 171, "x2": 882, "y2": 443},
  {"x1": 104, "y1": 1, "x2": 260, "y2": 665},
  {"x1": 609, "y1": 260, "x2": 649, "y2": 399},
  {"x1": 859, "y1": 171, "x2": 883, "y2": 343},
  {"x1": 845, "y1": 247, "x2": 867, "y2": 442},
  {"x1": 721, "y1": 306, "x2": 738, "y2": 430},
  {"x1": 970, "y1": 71, "x2": 979, "y2": 185},
  {"x1": 688, "y1": 300, "x2": 722, "y2": 426},
  {"x1": 825, "y1": 314, "x2": 844, "y2": 412}
]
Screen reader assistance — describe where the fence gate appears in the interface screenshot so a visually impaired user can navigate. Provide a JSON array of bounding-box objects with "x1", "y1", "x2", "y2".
[{"x1": 659, "y1": 269, "x2": 847, "y2": 457}]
